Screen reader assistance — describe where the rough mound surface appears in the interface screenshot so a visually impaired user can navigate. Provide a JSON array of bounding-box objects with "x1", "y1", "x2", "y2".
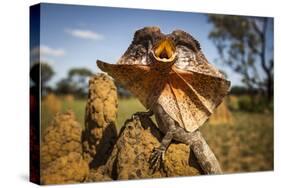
[
  {"x1": 98, "y1": 116, "x2": 202, "y2": 181},
  {"x1": 41, "y1": 152, "x2": 89, "y2": 184},
  {"x1": 40, "y1": 111, "x2": 89, "y2": 184},
  {"x1": 82, "y1": 74, "x2": 118, "y2": 168}
]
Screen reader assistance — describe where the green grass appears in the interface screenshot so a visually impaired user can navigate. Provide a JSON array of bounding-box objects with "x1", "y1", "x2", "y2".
[
  {"x1": 117, "y1": 98, "x2": 146, "y2": 128},
  {"x1": 41, "y1": 97, "x2": 273, "y2": 173},
  {"x1": 41, "y1": 97, "x2": 145, "y2": 133}
]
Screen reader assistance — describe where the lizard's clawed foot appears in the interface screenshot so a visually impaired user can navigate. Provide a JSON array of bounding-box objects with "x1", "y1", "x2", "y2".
[{"x1": 149, "y1": 147, "x2": 165, "y2": 173}]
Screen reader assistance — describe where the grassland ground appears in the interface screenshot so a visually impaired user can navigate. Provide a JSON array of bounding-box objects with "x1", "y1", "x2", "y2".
[{"x1": 41, "y1": 97, "x2": 273, "y2": 173}]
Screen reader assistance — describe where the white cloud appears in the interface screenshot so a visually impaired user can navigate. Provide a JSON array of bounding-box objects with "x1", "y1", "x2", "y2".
[
  {"x1": 65, "y1": 28, "x2": 104, "y2": 40},
  {"x1": 31, "y1": 45, "x2": 65, "y2": 57}
]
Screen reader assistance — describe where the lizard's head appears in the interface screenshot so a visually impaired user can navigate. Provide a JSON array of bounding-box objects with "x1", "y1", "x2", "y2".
[
  {"x1": 113, "y1": 27, "x2": 201, "y2": 67},
  {"x1": 98, "y1": 26, "x2": 202, "y2": 71},
  {"x1": 150, "y1": 38, "x2": 177, "y2": 64}
]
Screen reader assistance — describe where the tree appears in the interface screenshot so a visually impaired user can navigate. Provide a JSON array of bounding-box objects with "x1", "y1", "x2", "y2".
[
  {"x1": 56, "y1": 78, "x2": 77, "y2": 95},
  {"x1": 208, "y1": 15, "x2": 273, "y2": 100},
  {"x1": 68, "y1": 68, "x2": 93, "y2": 97},
  {"x1": 41, "y1": 62, "x2": 54, "y2": 87},
  {"x1": 114, "y1": 81, "x2": 132, "y2": 98},
  {"x1": 68, "y1": 68, "x2": 93, "y2": 80},
  {"x1": 55, "y1": 68, "x2": 94, "y2": 97},
  {"x1": 40, "y1": 62, "x2": 55, "y2": 96}
]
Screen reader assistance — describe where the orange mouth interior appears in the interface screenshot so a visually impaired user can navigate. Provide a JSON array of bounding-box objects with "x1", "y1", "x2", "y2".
[{"x1": 153, "y1": 38, "x2": 176, "y2": 62}]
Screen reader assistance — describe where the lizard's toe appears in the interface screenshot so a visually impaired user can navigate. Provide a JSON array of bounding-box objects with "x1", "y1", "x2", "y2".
[
  {"x1": 149, "y1": 147, "x2": 165, "y2": 173},
  {"x1": 131, "y1": 113, "x2": 140, "y2": 120}
]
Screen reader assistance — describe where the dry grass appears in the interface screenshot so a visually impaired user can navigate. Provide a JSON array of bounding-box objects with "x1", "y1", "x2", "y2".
[
  {"x1": 208, "y1": 100, "x2": 234, "y2": 126},
  {"x1": 41, "y1": 96, "x2": 86, "y2": 134},
  {"x1": 202, "y1": 111, "x2": 273, "y2": 173},
  {"x1": 42, "y1": 94, "x2": 62, "y2": 114}
]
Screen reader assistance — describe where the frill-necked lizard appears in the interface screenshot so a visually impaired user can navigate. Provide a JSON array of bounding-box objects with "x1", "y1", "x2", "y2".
[{"x1": 97, "y1": 27, "x2": 230, "y2": 174}]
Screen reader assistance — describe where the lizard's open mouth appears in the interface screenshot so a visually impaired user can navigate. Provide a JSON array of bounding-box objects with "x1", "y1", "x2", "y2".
[{"x1": 152, "y1": 38, "x2": 176, "y2": 63}]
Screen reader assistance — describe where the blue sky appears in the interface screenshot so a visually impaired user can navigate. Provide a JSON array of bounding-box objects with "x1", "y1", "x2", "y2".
[{"x1": 31, "y1": 3, "x2": 247, "y2": 87}]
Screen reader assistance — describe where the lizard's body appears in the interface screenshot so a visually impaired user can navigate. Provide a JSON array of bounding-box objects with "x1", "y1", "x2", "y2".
[{"x1": 139, "y1": 102, "x2": 222, "y2": 174}]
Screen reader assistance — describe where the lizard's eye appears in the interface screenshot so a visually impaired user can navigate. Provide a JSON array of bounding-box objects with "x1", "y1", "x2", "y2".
[{"x1": 151, "y1": 38, "x2": 176, "y2": 63}]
